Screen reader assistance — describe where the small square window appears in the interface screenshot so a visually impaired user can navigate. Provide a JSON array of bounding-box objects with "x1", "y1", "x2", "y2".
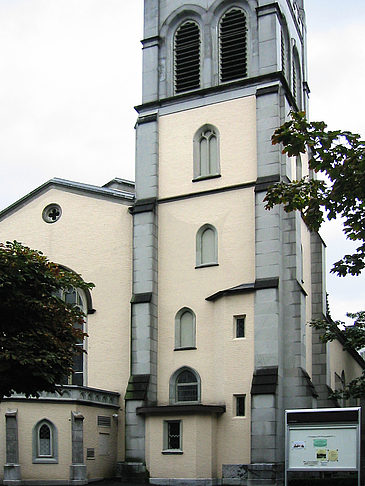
[
  {"x1": 235, "y1": 395, "x2": 245, "y2": 417},
  {"x1": 163, "y1": 421, "x2": 182, "y2": 453},
  {"x1": 235, "y1": 315, "x2": 245, "y2": 338}
]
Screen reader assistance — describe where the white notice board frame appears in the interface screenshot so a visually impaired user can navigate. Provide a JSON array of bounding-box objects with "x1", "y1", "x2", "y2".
[{"x1": 285, "y1": 408, "x2": 360, "y2": 486}]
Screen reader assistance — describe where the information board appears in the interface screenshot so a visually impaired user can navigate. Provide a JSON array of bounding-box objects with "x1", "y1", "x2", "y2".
[{"x1": 287, "y1": 424, "x2": 358, "y2": 471}]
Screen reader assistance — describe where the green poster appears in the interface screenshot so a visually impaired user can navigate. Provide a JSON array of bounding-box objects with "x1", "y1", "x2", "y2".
[{"x1": 313, "y1": 439, "x2": 327, "y2": 447}]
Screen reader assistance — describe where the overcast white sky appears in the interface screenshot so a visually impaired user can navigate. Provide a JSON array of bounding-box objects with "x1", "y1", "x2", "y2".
[{"x1": 0, "y1": 0, "x2": 364, "y2": 323}]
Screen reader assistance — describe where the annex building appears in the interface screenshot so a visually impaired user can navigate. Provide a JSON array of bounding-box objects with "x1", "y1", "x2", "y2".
[{"x1": 0, "y1": 1, "x2": 363, "y2": 485}]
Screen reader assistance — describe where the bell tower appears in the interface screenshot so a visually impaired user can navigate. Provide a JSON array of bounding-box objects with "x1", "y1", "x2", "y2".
[{"x1": 124, "y1": 2, "x2": 325, "y2": 485}]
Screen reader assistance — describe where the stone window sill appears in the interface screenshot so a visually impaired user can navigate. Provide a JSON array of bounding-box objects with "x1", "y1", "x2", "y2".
[
  {"x1": 33, "y1": 457, "x2": 58, "y2": 464},
  {"x1": 192, "y1": 174, "x2": 221, "y2": 183},
  {"x1": 174, "y1": 347, "x2": 197, "y2": 352},
  {"x1": 195, "y1": 263, "x2": 219, "y2": 269}
]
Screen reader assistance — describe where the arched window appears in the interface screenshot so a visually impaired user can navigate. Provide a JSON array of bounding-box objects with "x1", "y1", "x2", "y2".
[
  {"x1": 219, "y1": 8, "x2": 247, "y2": 82},
  {"x1": 56, "y1": 287, "x2": 87, "y2": 386},
  {"x1": 175, "y1": 308, "x2": 196, "y2": 349},
  {"x1": 193, "y1": 125, "x2": 220, "y2": 180},
  {"x1": 196, "y1": 224, "x2": 218, "y2": 267},
  {"x1": 170, "y1": 367, "x2": 201, "y2": 404},
  {"x1": 174, "y1": 21, "x2": 201, "y2": 93},
  {"x1": 33, "y1": 419, "x2": 58, "y2": 463}
]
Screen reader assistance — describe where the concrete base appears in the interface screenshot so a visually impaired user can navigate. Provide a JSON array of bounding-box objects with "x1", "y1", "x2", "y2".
[
  {"x1": 117, "y1": 461, "x2": 148, "y2": 483},
  {"x1": 222, "y1": 463, "x2": 284, "y2": 486},
  {"x1": 222, "y1": 464, "x2": 248, "y2": 485},
  {"x1": 69, "y1": 464, "x2": 87, "y2": 485},
  {"x1": 3, "y1": 464, "x2": 22, "y2": 485},
  {"x1": 150, "y1": 480, "x2": 219, "y2": 486},
  {"x1": 247, "y1": 464, "x2": 284, "y2": 486},
  {"x1": 16, "y1": 482, "x2": 72, "y2": 486}
]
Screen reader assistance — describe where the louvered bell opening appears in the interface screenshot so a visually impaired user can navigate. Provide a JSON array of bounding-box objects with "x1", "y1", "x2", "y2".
[
  {"x1": 175, "y1": 21, "x2": 201, "y2": 93},
  {"x1": 220, "y1": 9, "x2": 247, "y2": 83}
]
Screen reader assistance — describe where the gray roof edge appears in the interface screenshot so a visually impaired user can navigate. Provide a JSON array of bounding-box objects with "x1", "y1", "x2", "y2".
[
  {"x1": 102, "y1": 177, "x2": 135, "y2": 187},
  {"x1": 0, "y1": 177, "x2": 135, "y2": 221},
  {"x1": 50, "y1": 178, "x2": 135, "y2": 199}
]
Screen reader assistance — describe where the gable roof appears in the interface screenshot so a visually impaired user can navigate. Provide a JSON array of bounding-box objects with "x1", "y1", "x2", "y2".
[{"x1": 0, "y1": 177, "x2": 135, "y2": 221}]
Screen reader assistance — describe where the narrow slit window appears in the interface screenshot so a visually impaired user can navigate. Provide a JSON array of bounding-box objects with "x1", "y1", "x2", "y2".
[
  {"x1": 235, "y1": 316, "x2": 245, "y2": 338},
  {"x1": 174, "y1": 21, "x2": 201, "y2": 93},
  {"x1": 235, "y1": 395, "x2": 246, "y2": 416},
  {"x1": 220, "y1": 8, "x2": 247, "y2": 82}
]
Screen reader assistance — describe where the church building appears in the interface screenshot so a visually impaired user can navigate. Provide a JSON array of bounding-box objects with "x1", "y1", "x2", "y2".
[{"x1": 0, "y1": 1, "x2": 363, "y2": 485}]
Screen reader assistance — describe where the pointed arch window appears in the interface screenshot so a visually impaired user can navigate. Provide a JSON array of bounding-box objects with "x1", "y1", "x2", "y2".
[
  {"x1": 193, "y1": 125, "x2": 220, "y2": 180},
  {"x1": 170, "y1": 367, "x2": 201, "y2": 403},
  {"x1": 33, "y1": 419, "x2": 58, "y2": 463},
  {"x1": 175, "y1": 308, "x2": 196, "y2": 350},
  {"x1": 39, "y1": 423, "x2": 52, "y2": 456},
  {"x1": 196, "y1": 224, "x2": 218, "y2": 267},
  {"x1": 174, "y1": 21, "x2": 201, "y2": 93},
  {"x1": 219, "y1": 8, "x2": 247, "y2": 83},
  {"x1": 56, "y1": 287, "x2": 87, "y2": 386}
]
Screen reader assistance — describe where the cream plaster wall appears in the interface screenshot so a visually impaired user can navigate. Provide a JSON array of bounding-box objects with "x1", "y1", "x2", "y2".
[
  {"x1": 329, "y1": 340, "x2": 363, "y2": 392},
  {"x1": 0, "y1": 402, "x2": 71, "y2": 481},
  {"x1": 0, "y1": 188, "x2": 132, "y2": 395},
  {"x1": 146, "y1": 415, "x2": 218, "y2": 480},
  {"x1": 153, "y1": 293, "x2": 253, "y2": 475},
  {"x1": 156, "y1": 188, "x2": 255, "y2": 473},
  {"x1": 158, "y1": 96, "x2": 257, "y2": 199},
  {"x1": 80, "y1": 405, "x2": 118, "y2": 480},
  {"x1": 158, "y1": 189, "x2": 255, "y2": 317},
  {"x1": 0, "y1": 401, "x2": 118, "y2": 481}
]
